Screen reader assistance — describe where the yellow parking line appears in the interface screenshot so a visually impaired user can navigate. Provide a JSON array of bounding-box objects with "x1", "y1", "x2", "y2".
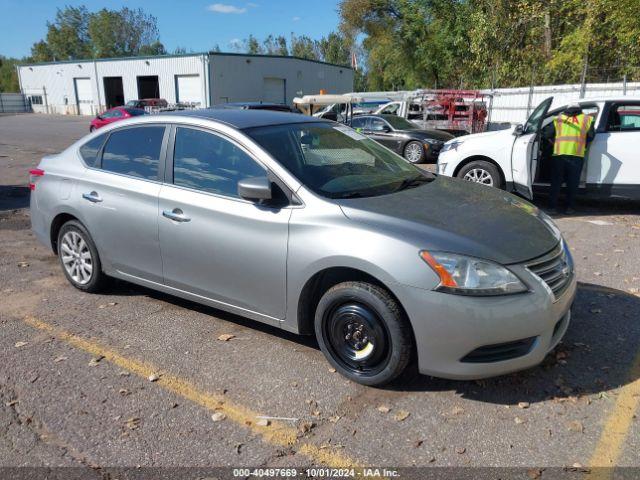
[
  {"x1": 23, "y1": 315, "x2": 360, "y2": 469},
  {"x1": 589, "y1": 348, "x2": 640, "y2": 475}
]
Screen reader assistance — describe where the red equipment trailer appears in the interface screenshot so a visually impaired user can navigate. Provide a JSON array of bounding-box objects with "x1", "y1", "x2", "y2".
[{"x1": 420, "y1": 89, "x2": 489, "y2": 136}]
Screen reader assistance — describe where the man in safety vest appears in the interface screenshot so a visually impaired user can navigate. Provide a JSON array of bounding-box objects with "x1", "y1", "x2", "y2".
[{"x1": 549, "y1": 103, "x2": 595, "y2": 214}]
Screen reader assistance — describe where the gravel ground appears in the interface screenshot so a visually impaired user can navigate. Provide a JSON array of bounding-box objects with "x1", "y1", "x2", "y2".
[{"x1": 1, "y1": 114, "x2": 639, "y2": 476}]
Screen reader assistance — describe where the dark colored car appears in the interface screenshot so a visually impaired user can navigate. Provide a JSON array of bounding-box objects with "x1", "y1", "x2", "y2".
[
  {"x1": 125, "y1": 98, "x2": 168, "y2": 109},
  {"x1": 90, "y1": 107, "x2": 147, "y2": 131},
  {"x1": 213, "y1": 102, "x2": 299, "y2": 113},
  {"x1": 350, "y1": 114, "x2": 455, "y2": 164}
]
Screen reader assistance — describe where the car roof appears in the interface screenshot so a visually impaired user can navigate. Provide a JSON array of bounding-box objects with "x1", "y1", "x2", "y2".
[
  {"x1": 165, "y1": 108, "x2": 329, "y2": 129},
  {"x1": 220, "y1": 102, "x2": 288, "y2": 107}
]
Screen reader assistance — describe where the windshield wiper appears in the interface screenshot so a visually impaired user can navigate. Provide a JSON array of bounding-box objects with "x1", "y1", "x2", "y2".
[
  {"x1": 334, "y1": 191, "x2": 364, "y2": 199},
  {"x1": 394, "y1": 175, "x2": 431, "y2": 192}
]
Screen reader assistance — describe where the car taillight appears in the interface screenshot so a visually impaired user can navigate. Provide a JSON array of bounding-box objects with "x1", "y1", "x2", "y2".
[{"x1": 28, "y1": 168, "x2": 45, "y2": 190}]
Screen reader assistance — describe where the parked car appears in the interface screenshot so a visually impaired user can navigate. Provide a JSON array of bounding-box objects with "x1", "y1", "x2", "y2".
[
  {"x1": 213, "y1": 102, "x2": 299, "y2": 113},
  {"x1": 89, "y1": 107, "x2": 147, "y2": 131},
  {"x1": 350, "y1": 114, "x2": 455, "y2": 163},
  {"x1": 438, "y1": 96, "x2": 640, "y2": 200},
  {"x1": 30, "y1": 109, "x2": 574, "y2": 386},
  {"x1": 125, "y1": 98, "x2": 168, "y2": 109}
]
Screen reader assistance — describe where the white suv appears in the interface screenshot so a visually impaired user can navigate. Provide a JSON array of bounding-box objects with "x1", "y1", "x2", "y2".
[{"x1": 437, "y1": 97, "x2": 640, "y2": 200}]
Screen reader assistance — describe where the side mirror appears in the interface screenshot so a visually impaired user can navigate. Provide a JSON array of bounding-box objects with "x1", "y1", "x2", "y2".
[
  {"x1": 513, "y1": 124, "x2": 524, "y2": 136},
  {"x1": 381, "y1": 125, "x2": 391, "y2": 133},
  {"x1": 96, "y1": 115, "x2": 103, "y2": 120},
  {"x1": 238, "y1": 176, "x2": 272, "y2": 202}
]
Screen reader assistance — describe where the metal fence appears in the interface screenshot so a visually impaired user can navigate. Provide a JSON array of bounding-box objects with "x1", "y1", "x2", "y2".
[
  {"x1": 0, "y1": 93, "x2": 30, "y2": 113},
  {"x1": 484, "y1": 81, "x2": 640, "y2": 125}
]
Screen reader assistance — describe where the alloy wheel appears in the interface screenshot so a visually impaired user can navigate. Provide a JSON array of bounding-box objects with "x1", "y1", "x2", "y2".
[
  {"x1": 463, "y1": 168, "x2": 494, "y2": 186},
  {"x1": 404, "y1": 143, "x2": 423, "y2": 163},
  {"x1": 60, "y1": 230, "x2": 93, "y2": 285}
]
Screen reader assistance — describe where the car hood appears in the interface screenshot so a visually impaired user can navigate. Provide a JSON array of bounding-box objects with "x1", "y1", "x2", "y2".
[
  {"x1": 337, "y1": 176, "x2": 560, "y2": 265},
  {"x1": 449, "y1": 126, "x2": 516, "y2": 144}
]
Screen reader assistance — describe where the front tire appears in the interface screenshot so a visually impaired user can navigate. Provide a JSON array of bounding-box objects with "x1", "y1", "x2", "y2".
[
  {"x1": 57, "y1": 220, "x2": 107, "y2": 293},
  {"x1": 314, "y1": 282, "x2": 414, "y2": 386},
  {"x1": 89, "y1": 126, "x2": 96, "y2": 132},
  {"x1": 403, "y1": 141, "x2": 425, "y2": 164},
  {"x1": 457, "y1": 160, "x2": 502, "y2": 189}
]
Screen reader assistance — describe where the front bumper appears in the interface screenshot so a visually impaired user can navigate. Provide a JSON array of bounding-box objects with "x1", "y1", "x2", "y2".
[{"x1": 393, "y1": 264, "x2": 576, "y2": 380}]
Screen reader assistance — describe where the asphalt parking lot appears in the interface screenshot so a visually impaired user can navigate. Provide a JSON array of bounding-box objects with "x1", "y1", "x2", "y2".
[{"x1": 1, "y1": 114, "x2": 639, "y2": 476}]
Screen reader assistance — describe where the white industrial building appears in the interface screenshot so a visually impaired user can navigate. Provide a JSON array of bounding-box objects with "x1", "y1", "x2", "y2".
[{"x1": 17, "y1": 52, "x2": 354, "y2": 116}]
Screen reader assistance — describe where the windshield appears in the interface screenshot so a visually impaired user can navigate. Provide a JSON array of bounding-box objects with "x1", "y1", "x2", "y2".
[
  {"x1": 384, "y1": 116, "x2": 418, "y2": 130},
  {"x1": 245, "y1": 122, "x2": 433, "y2": 199}
]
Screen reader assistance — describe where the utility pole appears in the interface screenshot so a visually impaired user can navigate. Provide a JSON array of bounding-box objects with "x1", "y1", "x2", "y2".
[{"x1": 579, "y1": 57, "x2": 588, "y2": 99}]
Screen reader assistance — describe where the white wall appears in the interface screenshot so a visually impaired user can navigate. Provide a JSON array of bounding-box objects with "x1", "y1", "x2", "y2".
[
  {"x1": 485, "y1": 82, "x2": 640, "y2": 124},
  {"x1": 18, "y1": 54, "x2": 208, "y2": 115},
  {"x1": 18, "y1": 52, "x2": 354, "y2": 115},
  {"x1": 209, "y1": 54, "x2": 354, "y2": 105}
]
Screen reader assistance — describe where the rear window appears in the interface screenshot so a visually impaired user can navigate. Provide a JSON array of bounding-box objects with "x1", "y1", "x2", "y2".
[
  {"x1": 79, "y1": 134, "x2": 108, "y2": 167},
  {"x1": 101, "y1": 126, "x2": 165, "y2": 180},
  {"x1": 125, "y1": 108, "x2": 147, "y2": 116}
]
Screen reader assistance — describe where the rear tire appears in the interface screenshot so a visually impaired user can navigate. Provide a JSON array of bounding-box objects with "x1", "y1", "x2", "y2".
[
  {"x1": 314, "y1": 281, "x2": 414, "y2": 386},
  {"x1": 457, "y1": 160, "x2": 502, "y2": 189},
  {"x1": 57, "y1": 220, "x2": 107, "y2": 293},
  {"x1": 403, "y1": 141, "x2": 425, "y2": 164}
]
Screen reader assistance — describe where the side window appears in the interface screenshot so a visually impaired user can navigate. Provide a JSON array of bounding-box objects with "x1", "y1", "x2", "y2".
[
  {"x1": 101, "y1": 126, "x2": 165, "y2": 180},
  {"x1": 350, "y1": 117, "x2": 369, "y2": 130},
  {"x1": 79, "y1": 134, "x2": 108, "y2": 167},
  {"x1": 370, "y1": 118, "x2": 387, "y2": 131},
  {"x1": 173, "y1": 127, "x2": 266, "y2": 198},
  {"x1": 607, "y1": 104, "x2": 640, "y2": 132}
]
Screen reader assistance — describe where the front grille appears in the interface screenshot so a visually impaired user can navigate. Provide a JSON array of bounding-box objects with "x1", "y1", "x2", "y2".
[
  {"x1": 460, "y1": 337, "x2": 537, "y2": 363},
  {"x1": 526, "y1": 243, "x2": 572, "y2": 300}
]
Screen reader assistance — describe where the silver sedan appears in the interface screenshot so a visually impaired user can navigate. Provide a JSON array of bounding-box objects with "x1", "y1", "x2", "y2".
[{"x1": 30, "y1": 109, "x2": 575, "y2": 386}]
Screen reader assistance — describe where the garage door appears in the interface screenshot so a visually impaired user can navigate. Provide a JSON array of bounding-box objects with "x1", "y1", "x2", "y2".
[
  {"x1": 262, "y1": 77, "x2": 285, "y2": 104},
  {"x1": 74, "y1": 78, "x2": 93, "y2": 116},
  {"x1": 175, "y1": 75, "x2": 201, "y2": 105}
]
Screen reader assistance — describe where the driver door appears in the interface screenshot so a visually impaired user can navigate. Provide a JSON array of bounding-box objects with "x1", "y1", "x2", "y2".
[{"x1": 511, "y1": 97, "x2": 553, "y2": 199}]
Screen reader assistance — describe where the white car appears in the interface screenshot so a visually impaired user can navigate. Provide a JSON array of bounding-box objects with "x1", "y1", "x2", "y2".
[{"x1": 437, "y1": 97, "x2": 640, "y2": 200}]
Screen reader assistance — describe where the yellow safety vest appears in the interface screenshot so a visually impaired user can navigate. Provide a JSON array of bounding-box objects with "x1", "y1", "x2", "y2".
[{"x1": 553, "y1": 113, "x2": 593, "y2": 158}]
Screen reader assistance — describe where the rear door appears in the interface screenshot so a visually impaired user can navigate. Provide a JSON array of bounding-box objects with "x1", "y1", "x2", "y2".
[
  {"x1": 77, "y1": 125, "x2": 168, "y2": 282},
  {"x1": 511, "y1": 97, "x2": 553, "y2": 199},
  {"x1": 587, "y1": 102, "x2": 640, "y2": 188},
  {"x1": 158, "y1": 126, "x2": 290, "y2": 320}
]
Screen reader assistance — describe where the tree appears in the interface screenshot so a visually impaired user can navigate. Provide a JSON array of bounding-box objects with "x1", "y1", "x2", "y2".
[
  {"x1": 245, "y1": 35, "x2": 263, "y2": 54},
  {"x1": 29, "y1": 6, "x2": 165, "y2": 61},
  {"x1": 263, "y1": 35, "x2": 289, "y2": 56},
  {"x1": 318, "y1": 32, "x2": 350, "y2": 65},
  {"x1": 0, "y1": 56, "x2": 20, "y2": 92},
  {"x1": 31, "y1": 6, "x2": 92, "y2": 61},
  {"x1": 88, "y1": 7, "x2": 164, "y2": 58},
  {"x1": 290, "y1": 34, "x2": 320, "y2": 60}
]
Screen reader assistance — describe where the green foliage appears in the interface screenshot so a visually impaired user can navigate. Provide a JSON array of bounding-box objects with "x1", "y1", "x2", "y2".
[
  {"x1": 0, "y1": 56, "x2": 20, "y2": 92},
  {"x1": 233, "y1": 31, "x2": 354, "y2": 66},
  {"x1": 30, "y1": 6, "x2": 165, "y2": 61},
  {"x1": 339, "y1": 0, "x2": 640, "y2": 90}
]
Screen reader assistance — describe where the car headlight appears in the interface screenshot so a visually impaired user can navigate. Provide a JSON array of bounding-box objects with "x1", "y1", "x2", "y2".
[
  {"x1": 423, "y1": 138, "x2": 441, "y2": 145},
  {"x1": 440, "y1": 140, "x2": 462, "y2": 153},
  {"x1": 420, "y1": 251, "x2": 528, "y2": 296}
]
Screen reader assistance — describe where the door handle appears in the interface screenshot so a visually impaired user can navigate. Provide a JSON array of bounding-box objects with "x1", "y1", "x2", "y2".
[
  {"x1": 162, "y1": 209, "x2": 191, "y2": 222},
  {"x1": 82, "y1": 191, "x2": 102, "y2": 203}
]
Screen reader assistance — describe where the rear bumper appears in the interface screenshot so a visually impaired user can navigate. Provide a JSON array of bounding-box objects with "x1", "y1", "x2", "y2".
[{"x1": 393, "y1": 270, "x2": 576, "y2": 380}]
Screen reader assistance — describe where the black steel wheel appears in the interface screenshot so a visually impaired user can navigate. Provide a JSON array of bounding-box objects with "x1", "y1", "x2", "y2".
[{"x1": 315, "y1": 281, "x2": 414, "y2": 386}]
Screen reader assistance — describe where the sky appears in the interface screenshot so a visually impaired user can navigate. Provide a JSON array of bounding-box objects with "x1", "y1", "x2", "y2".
[{"x1": 0, "y1": 0, "x2": 342, "y2": 59}]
